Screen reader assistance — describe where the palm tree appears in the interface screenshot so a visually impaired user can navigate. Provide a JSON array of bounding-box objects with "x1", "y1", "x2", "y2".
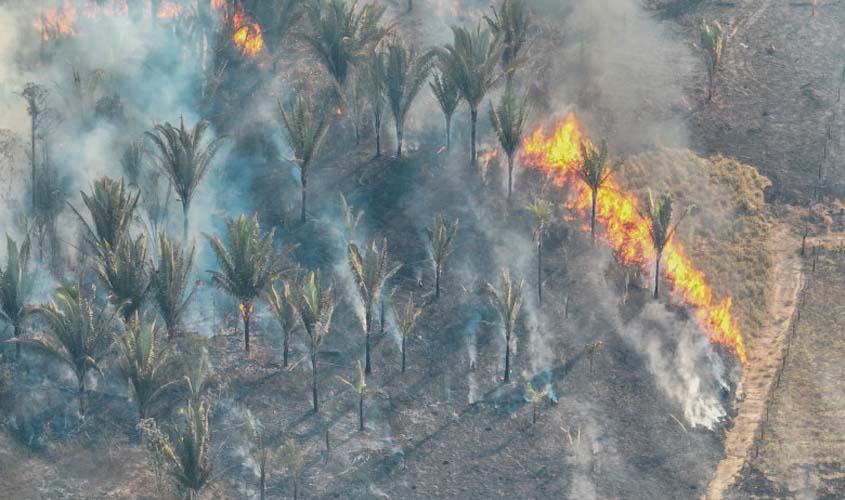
[
  {"x1": 577, "y1": 139, "x2": 618, "y2": 243},
  {"x1": 426, "y1": 215, "x2": 459, "y2": 298},
  {"x1": 143, "y1": 399, "x2": 214, "y2": 500},
  {"x1": 486, "y1": 270, "x2": 523, "y2": 383},
  {"x1": 278, "y1": 94, "x2": 330, "y2": 223},
  {"x1": 642, "y1": 192, "x2": 690, "y2": 299},
  {"x1": 279, "y1": 439, "x2": 307, "y2": 500},
  {"x1": 436, "y1": 25, "x2": 506, "y2": 166},
  {"x1": 145, "y1": 118, "x2": 225, "y2": 239},
  {"x1": 97, "y1": 234, "x2": 150, "y2": 324},
  {"x1": 365, "y1": 49, "x2": 387, "y2": 157},
  {"x1": 384, "y1": 38, "x2": 433, "y2": 157},
  {"x1": 699, "y1": 20, "x2": 723, "y2": 102},
  {"x1": 121, "y1": 139, "x2": 145, "y2": 187},
  {"x1": 527, "y1": 198, "x2": 552, "y2": 305},
  {"x1": 151, "y1": 232, "x2": 197, "y2": 339},
  {"x1": 347, "y1": 238, "x2": 401, "y2": 374},
  {"x1": 0, "y1": 235, "x2": 33, "y2": 360},
  {"x1": 338, "y1": 360, "x2": 367, "y2": 431},
  {"x1": 524, "y1": 382, "x2": 548, "y2": 424},
  {"x1": 20, "y1": 285, "x2": 115, "y2": 416},
  {"x1": 264, "y1": 281, "x2": 298, "y2": 367},
  {"x1": 291, "y1": 271, "x2": 336, "y2": 412},
  {"x1": 394, "y1": 293, "x2": 422, "y2": 372},
  {"x1": 302, "y1": 0, "x2": 390, "y2": 92},
  {"x1": 584, "y1": 340, "x2": 604, "y2": 374},
  {"x1": 115, "y1": 316, "x2": 183, "y2": 420},
  {"x1": 489, "y1": 83, "x2": 529, "y2": 200},
  {"x1": 429, "y1": 69, "x2": 461, "y2": 150},
  {"x1": 206, "y1": 215, "x2": 289, "y2": 355},
  {"x1": 484, "y1": 0, "x2": 529, "y2": 83},
  {"x1": 70, "y1": 176, "x2": 140, "y2": 258}
]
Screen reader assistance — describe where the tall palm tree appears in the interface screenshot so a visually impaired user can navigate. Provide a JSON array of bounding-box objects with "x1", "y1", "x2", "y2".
[
  {"x1": 426, "y1": 215, "x2": 458, "y2": 298},
  {"x1": 489, "y1": 83, "x2": 529, "y2": 200},
  {"x1": 278, "y1": 94, "x2": 330, "y2": 224},
  {"x1": 19, "y1": 285, "x2": 115, "y2": 415},
  {"x1": 429, "y1": 69, "x2": 461, "y2": 150},
  {"x1": 206, "y1": 215, "x2": 290, "y2": 355},
  {"x1": 264, "y1": 281, "x2": 298, "y2": 368},
  {"x1": 339, "y1": 360, "x2": 367, "y2": 431},
  {"x1": 486, "y1": 270, "x2": 523, "y2": 383},
  {"x1": 526, "y1": 198, "x2": 552, "y2": 305},
  {"x1": 394, "y1": 293, "x2": 422, "y2": 373},
  {"x1": 642, "y1": 192, "x2": 690, "y2": 299},
  {"x1": 577, "y1": 139, "x2": 617, "y2": 243},
  {"x1": 0, "y1": 235, "x2": 33, "y2": 360},
  {"x1": 143, "y1": 399, "x2": 214, "y2": 500},
  {"x1": 384, "y1": 38, "x2": 433, "y2": 158},
  {"x1": 145, "y1": 118, "x2": 225, "y2": 239},
  {"x1": 302, "y1": 0, "x2": 390, "y2": 92},
  {"x1": 115, "y1": 316, "x2": 183, "y2": 420},
  {"x1": 365, "y1": 49, "x2": 387, "y2": 157},
  {"x1": 70, "y1": 176, "x2": 140, "y2": 258},
  {"x1": 436, "y1": 25, "x2": 506, "y2": 166},
  {"x1": 292, "y1": 271, "x2": 336, "y2": 413},
  {"x1": 347, "y1": 239, "x2": 401, "y2": 374},
  {"x1": 151, "y1": 232, "x2": 197, "y2": 339},
  {"x1": 484, "y1": 0, "x2": 529, "y2": 83},
  {"x1": 97, "y1": 234, "x2": 150, "y2": 324},
  {"x1": 699, "y1": 20, "x2": 723, "y2": 102}
]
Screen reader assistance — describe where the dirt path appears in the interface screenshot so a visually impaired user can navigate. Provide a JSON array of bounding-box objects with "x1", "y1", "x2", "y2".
[{"x1": 703, "y1": 222, "x2": 803, "y2": 500}]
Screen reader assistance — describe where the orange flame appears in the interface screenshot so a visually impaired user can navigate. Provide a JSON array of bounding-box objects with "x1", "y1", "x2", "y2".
[
  {"x1": 481, "y1": 148, "x2": 498, "y2": 169},
  {"x1": 157, "y1": 1, "x2": 184, "y2": 20},
  {"x1": 37, "y1": 1, "x2": 78, "y2": 41},
  {"x1": 522, "y1": 113, "x2": 747, "y2": 364},
  {"x1": 232, "y1": 10, "x2": 263, "y2": 56}
]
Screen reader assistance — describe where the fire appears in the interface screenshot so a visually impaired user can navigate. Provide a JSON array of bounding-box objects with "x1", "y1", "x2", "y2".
[
  {"x1": 482, "y1": 148, "x2": 498, "y2": 169},
  {"x1": 232, "y1": 10, "x2": 263, "y2": 56},
  {"x1": 522, "y1": 113, "x2": 747, "y2": 364},
  {"x1": 37, "y1": 1, "x2": 77, "y2": 41},
  {"x1": 156, "y1": 1, "x2": 184, "y2": 20}
]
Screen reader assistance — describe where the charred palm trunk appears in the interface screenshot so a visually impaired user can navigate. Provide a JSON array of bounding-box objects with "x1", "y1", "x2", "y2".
[
  {"x1": 365, "y1": 309, "x2": 372, "y2": 374},
  {"x1": 435, "y1": 263, "x2": 441, "y2": 298},
  {"x1": 375, "y1": 115, "x2": 382, "y2": 157},
  {"x1": 13, "y1": 322, "x2": 20, "y2": 360},
  {"x1": 396, "y1": 123, "x2": 404, "y2": 158},
  {"x1": 653, "y1": 250, "x2": 662, "y2": 299},
  {"x1": 30, "y1": 112, "x2": 36, "y2": 211},
  {"x1": 503, "y1": 330, "x2": 511, "y2": 383},
  {"x1": 537, "y1": 236, "x2": 543, "y2": 306},
  {"x1": 590, "y1": 186, "x2": 598, "y2": 243},
  {"x1": 78, "y1": 378, "x2": 86, "y2": 417},
  {"x1": 532, "y1": 403, "x2": 537, "y2": 424},
  {"x1": 470, "y1": 107, "x2": 478, "y2": 167},
  {"x1": 300, "y1": 167, "x2": 308, "y2": 224},
  {"x1": 241, "y1": 302, "x2": 253, "y2": 355},
  {"x1": 358, "y1": 392, "x2": 364, "y2": 431},
  {"x1": 311, "y1": 352, "x2": 319, "y2": 412},
  {"x1": 283, "y1": 329, "x2": 290, "y2": 367},
  {"x1": 182, "y1": 200, "x2": 190, "y2": 240},
  {"x1": 401, "y1": 333, "x2": 407, "y2": 373},
  {"x1": 507, "y1": 154, "x2": 514, "y2": 200},
  {"x1": 445, "y1": 116, "x2": 452, "y2": 150}
]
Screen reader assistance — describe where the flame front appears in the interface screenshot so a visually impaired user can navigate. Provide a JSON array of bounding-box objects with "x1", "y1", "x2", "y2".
[
  {"x1": 522, "y1": 113, "x2": 747, "y2": 364},
  {"x1": 232, "y1": 10, "x2": 263, "y2": 56}
]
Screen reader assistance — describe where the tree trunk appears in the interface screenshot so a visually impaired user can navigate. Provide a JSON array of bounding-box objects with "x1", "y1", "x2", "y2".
[
  {"x1": 532, "y1": 404, "x2": 537, "y2": 425},
  {"x1": 590, "y1": 186, "x2": 598, "y2": 243},
  {"x1": 470, "y1": 106, "x2": 478, "y2": 167},
  {"x1": 182, "y1": 200, "x2": 190, "y2": 240},
  {"x1": 311, "y1": 354, "x2": 319, "y2": 412},
  {"x1": 14, "y1": 322, "x2": 20, "y2": 360},
  {"x1": 445, "y1": 116, "x2": 451, "y2": 150},
  {"x1": 504, "y1": 331, "x2": 511, "y2": 383},
  {"x1": 380, "y1": 300, "x2": 386, "y2": 333},
  {"x1": 507, "y1": 154, "x2": 514, "y2": 200},
  {"x1": 435, "y1": 264, "x2": 441, "y2": 298},
  {"x1": 375, "y1": 116, "x2": 381, "y2": 157},
  {"x1": 537, "y1": 237, "x2": 543, "y2": 306},
  {"x1": 300, "y1": 169, "x2": 308, "y2": 224},
  {"x1": 259, "y1": 460, "x2": 266, "y2": 500},
  {"x1": 358, "y1": 393, "x2": 364, "y2": 431},
  {"x1": 283, "y1": 329, "x2": 290, "y2": 367},
  {"x1": 30, "y1": 113, "x2": 36, "y2": 211},
  {"x1": 293, "y1": 482, "x2": 299, "y2": 500},
  {"x1": 396, "y1": 123, "x2": 403, "y2": 158},
  {"x1": 653, "y1": 252, "x2": 662, "y2": 299},
  {"x1": 401, "y1": 333, "x2": 406, "y2": 373},
  {"x1": 365, "y1": 309, "x2": 372, "y2": 375},
  {"x1": 407, "y1": 0, "x2": 412, "y2": 12},
  {"x1": 242, "y1": 304, "x2": 252, "y2": 355},
  {"x1": 78, "y1": 379, "x2": 86, "y2": 417}
]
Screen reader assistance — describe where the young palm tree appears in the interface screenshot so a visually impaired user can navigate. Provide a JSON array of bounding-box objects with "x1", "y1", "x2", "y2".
[
  {"x1": 20, "y1": 285, "x2": 115, "y2": 415},
  {"x1": 302, "y1": 0, "x2": 390, "y2": 92},
  {"x1": 526, "y1": 198, "x2": 552, "y2": 305},
  {"x1": 278, "y1": 94, "x2": 330, "y2": 223},
  {"x1": 151, "y1": 232, "x2": 197, "y2": 339},
  {"x1": 115, "y1": 316, "x2": 183, "y2": 420},
  {"x1": 143, "y1": 399, "x2": 214, "y2": 500},
  {"x1": 524, "y1": 382, "x2": 548, "y2": 424},
  {"x1": 292, "y1": 271, "x2": 336, "y2": 413},
  {"x1": 384, "y1": 38, "x2": 434, "y2": 157},
  {"x1": 394, "y1": 293, "x2": 422, "y2": 373},
  {"x1": 279, "y1": 439, "x2": 307, "y2": 500},
  {"x1": 489, "y1": 83, "x2": 529, "y2": 200},
  {"x1": 0, "y1": 235, "x2": 33, "y2": 360},
  {"x1": 484, "y1": 0, "x2": 529, "y2": 83},
  {"x1": 264, "y1": 281, "x2": 298, "y2": 367},
  {"x1": 145, "y1": 118, "x2": 225, "y2": 239},
  {"x1": 577, "y1": 139, "x2": 617, "y2": 243},
  {"x1": 429, "y1": 69, "x2": 461, "y2": 150},
  {"x1": 436, "y1": 25, "x2": 506, "y2": 166},
  {"x1": 699, "y1": 20, "x2": 723, "y2": 102},
  {"x1": 347, "y1": 238, "x2": 401, "y2": 374},
  {"x1": 642, "y1": 191, "x2": 690, "y2": 299},
  {"x1": 486, "y1": 270, "x2": 523, "y2": 383},
  {"x1": 98, "y1": 234, "x2": 150, "y2": 324},
  {"x1": 70, "y1": 176, "x2": 140, "y2": 258},
  {"x1": 365, "y1": 49, "x2": 387, "y2": 157},
  {"x1": 426, "y1": 215, "x2": 459, "y2": 298},
  {"x1": 340, "y1": 193, "x2": 364, "y2": 241},
  {"x1": 206, "y1": 215, "x2": 290, "y2": 355},
  {"x1": 338, "y1": 360, "x2": 367, "y2": 431},
  {"x1": 584, "y1": 340, "x2": 604, "y2": 374}
]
